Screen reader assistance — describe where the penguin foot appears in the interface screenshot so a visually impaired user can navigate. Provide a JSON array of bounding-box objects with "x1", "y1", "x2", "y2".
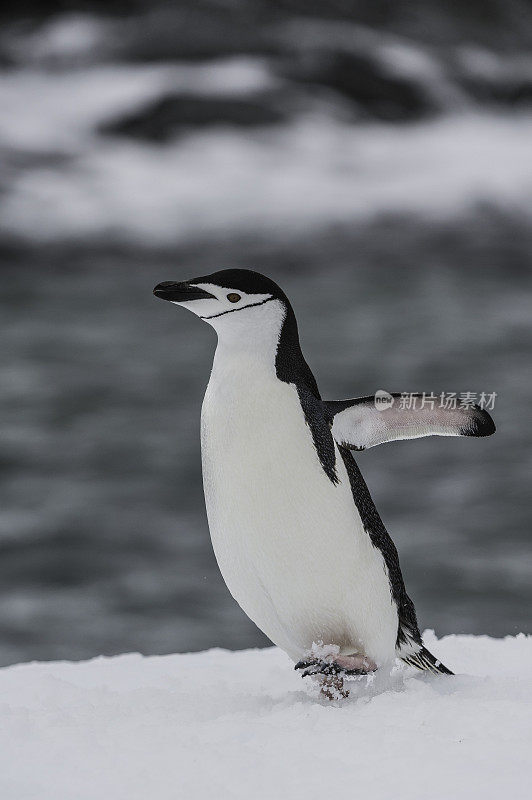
[
  {"x1": 295, "y1": 653, "x2": 377, "y2": 678},
  {"x1": 295, "y1": 654, "x2": 377, "y2": 701}
]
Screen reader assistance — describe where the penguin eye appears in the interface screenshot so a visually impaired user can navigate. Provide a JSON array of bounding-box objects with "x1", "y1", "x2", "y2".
[{"x1": 227, "y1": 293, "x2": 241, "y2": 303}]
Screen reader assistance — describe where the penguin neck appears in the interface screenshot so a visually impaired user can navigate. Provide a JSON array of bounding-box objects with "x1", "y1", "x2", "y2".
[
  {"x1": 211, "y1": 298, "x2": 286, "y2": 376},
  {"x1": 211, "y1": 299, "x2": 319, "y2": 397},
  {"x1": 275, "y1": 302, "x2": 320, "y2": 396}
]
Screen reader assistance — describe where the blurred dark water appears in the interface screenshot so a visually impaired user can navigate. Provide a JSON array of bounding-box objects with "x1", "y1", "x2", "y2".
[{"x1": 1, "y1": 212, "x2": 530, "y2": 666}]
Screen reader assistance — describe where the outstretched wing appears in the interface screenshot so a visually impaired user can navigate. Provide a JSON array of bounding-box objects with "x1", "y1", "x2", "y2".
[{"x1": 325, "y1": 393, "x2": 495, "y2": 451}]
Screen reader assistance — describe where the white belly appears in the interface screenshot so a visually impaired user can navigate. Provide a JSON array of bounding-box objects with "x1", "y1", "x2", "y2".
[{"x1": 201, "y1": 357, "x2": 398, "y2": 665}]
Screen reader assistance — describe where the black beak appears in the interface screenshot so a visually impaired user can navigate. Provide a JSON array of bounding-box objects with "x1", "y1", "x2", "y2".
[{"x1": 153, "y1": 281, "x2": 216, "y2": 302}]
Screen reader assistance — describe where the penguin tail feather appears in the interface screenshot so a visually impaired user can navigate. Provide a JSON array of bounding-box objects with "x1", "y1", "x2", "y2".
[{"x1": 400, "y1": 646, "x2": 453, "y2": 675}]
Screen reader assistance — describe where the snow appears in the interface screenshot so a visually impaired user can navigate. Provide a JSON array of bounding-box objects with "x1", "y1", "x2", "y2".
[
  {"x1": 0, "y1": 59, "x2": 274, "y2": 152},
  {"x1": 1, "y1": 58, "x2": 532, "y2": 244},
  {"x1": 4, "y1": 109, "x2": 532, "y2": 245},
  {"x1": 1, "y1": 632, "x2": 530, "y2": 800}
]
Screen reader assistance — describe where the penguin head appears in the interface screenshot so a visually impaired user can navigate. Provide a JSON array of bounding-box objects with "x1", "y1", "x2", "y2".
[{"x1": 153, "y1": 269, "x2": 289, "y2": 337}]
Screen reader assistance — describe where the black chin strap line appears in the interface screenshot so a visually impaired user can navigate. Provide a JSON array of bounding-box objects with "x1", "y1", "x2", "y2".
[{"x1": 200, "y1": 296, "x2": 274, "y2": 320}]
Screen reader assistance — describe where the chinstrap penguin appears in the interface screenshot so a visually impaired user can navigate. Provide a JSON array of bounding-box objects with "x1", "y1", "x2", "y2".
[{"x1": 153, "y1": 270, "x2": 495, "y2": 694}]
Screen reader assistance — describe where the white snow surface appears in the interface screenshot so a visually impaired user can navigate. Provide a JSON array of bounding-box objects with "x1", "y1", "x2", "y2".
[{"x1": 1, "y1": 632, "x2": 531, "y2": 800}]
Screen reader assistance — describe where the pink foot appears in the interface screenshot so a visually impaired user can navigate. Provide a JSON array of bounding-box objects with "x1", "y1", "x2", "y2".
[
  {"x1": 295, "y1": 653, "x2": 377, "y2": 677},
  {"x1": 334, "y1": 654, "x2": 377, "y2": 673}
]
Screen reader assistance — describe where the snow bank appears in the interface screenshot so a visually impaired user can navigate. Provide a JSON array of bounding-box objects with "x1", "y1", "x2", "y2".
[
  {"x1": 2, "y1": 62, "x2": 532, "y2": 246},
  {"x1": 1, "y1": 632, "x2": 530, "y2": 800},
  {"x1": 3, "y1": 110, "x2": 532, "y2": 245}
]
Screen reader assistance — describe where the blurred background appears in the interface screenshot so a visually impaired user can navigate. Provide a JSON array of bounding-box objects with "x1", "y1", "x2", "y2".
[{"x1": 1, "y1": 0, "x2": 531, "y2": 666}]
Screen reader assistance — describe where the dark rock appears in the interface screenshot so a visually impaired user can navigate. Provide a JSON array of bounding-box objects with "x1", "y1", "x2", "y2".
[
  {"x1": 116, "y1": 7, "x2": 283, "y2": 63},
  {"x1": 288, "y1": 49, "x2": 437, "y2": 121},
  {"x1": 460, "y1": 75, "x2": 532, "y2": 107},
  {"x1": 99, "y1": 92, "x2": 290, "y2": 142}
]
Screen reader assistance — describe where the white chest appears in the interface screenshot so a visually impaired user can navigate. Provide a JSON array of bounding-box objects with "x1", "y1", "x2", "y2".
[{"x1": 200, "y1": 354, "x2": 397, "y2": 663}]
